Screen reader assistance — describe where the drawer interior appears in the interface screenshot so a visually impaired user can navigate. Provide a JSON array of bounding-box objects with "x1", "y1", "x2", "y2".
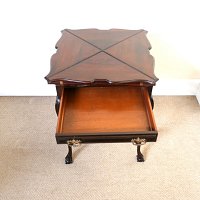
[{"x1": 56, "y1": 86, "x2": 157, "y2": 136}]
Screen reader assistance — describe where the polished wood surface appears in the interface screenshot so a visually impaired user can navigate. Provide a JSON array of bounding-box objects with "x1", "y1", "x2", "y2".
[
  {"x1": 56, "y1": 86, "x2": 157, "y2": 136},
  {"x1": 45, "y1": 29, "x2": 158, "y2": 86},
  {"x1": 45, "y1": 29, "x2": 159, "y2": 163},
  {"x1": 46, "y1": 29, "x2": 159, "y2": 163}
]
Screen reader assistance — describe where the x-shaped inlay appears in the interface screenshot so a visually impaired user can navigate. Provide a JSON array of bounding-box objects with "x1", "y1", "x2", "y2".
[{"x1": 46, "y1": 29, "x2": 158, "y2": 84}]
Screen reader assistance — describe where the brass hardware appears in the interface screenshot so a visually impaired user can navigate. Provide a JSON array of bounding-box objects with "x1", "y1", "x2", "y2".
[
  {"x1": 67, "y1": 139, "x2": 81, "y2": 147},
  {"x1": 131, "y1": 138, "x2": 146, "y2": 146}
]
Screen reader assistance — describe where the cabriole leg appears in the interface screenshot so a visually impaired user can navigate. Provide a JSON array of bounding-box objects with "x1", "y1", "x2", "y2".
[
  {"x1": 65, "y1": 145, "x2": 73, "y2": 164},
  {"x1": 150, "y1": 97, "x2": 154, "y2": 109},
  {"x1": 148, "y1": 86, "x2": 154, "y2": 109},
  {"x1": 65, "y1": 139, "x2": 81, "y2": 164},
  {"x1": 55, "y1": 86, "x2": 62, "y2": 115},
  {"x1": 137, "y1": 145, "x2": 144, "y2": 162},
  {"x1": 131, "y1": 138, "x2": 146, "y2": 162},
  {"x1": 55, "y1": 96, "x2": 60, "y2": 115}
]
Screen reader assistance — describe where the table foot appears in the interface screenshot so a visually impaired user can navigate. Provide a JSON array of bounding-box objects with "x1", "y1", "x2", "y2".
[{"x1": 65, "y1": 145, "x2": 73, "y2": 164}]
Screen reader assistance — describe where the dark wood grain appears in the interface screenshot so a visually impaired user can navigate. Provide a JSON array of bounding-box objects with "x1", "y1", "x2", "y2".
[
  {"x1": 45, "y1": 29, "x2": 158, "y2": 86},
  {"x1": 65, "y1": 29, "x2": 143, "y2": 50},
  {"x1": 56, "y1": 133, "x2": 158, "y2": 144},
  {"x1": 45, "y1": 28, "x2": 159, "y2": 163}
]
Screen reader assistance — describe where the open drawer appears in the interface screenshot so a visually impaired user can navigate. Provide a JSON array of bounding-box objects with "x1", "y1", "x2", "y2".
[{"x1": 56, "y1": 86, "x2": 158, "y2": 144}]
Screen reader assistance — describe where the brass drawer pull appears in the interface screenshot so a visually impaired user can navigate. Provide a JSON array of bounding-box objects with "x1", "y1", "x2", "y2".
[
  {"x1": 67, "y1": 139, "x2": 81, "y2": 147},
  {"x1": 131, "y1": 138, "x2": 146, "y2": 146}
]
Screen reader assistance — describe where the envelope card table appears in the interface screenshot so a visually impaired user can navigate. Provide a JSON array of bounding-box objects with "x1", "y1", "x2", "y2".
[{"x1": 45, "y1": 29, "x2": 159, "y2": 164}]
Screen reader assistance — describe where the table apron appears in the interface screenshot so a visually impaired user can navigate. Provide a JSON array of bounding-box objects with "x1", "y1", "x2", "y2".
[{"x1": 56, "y1": 133, "x2": 158, "y2": 144}]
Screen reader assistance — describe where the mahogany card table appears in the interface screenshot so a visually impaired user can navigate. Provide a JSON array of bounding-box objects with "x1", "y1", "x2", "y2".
[{"x1": 45, "y1": 29, "x2": 159, "y2": 164}]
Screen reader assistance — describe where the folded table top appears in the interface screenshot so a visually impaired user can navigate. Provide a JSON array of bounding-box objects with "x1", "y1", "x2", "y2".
[{"x1": 45, "y1": 29, "x2": 158, "y2": 87}]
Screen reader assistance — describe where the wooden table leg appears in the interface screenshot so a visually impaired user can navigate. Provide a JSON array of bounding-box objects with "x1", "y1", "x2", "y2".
[
  {"x1": 55, "y1": 96, "x2": 60, "y2": 115},
  {"x1": 148, "y1": 86, "x2": 154, "y2": 109},
  {"x1": 55, "y1": 86, "x2": 62, "y2": 115},
  {"x1": 131, "y1": 138, "x2": 146, "y2": 162},
  {"x1": 137, "y1": 145, "x2": 144, "y2": 162},
  {"x1": 65, "y1": 145, "x2": 73, "y2": 164},
  {"x1": 150, "y1": 97, "x2": 154, "y2": 109}
]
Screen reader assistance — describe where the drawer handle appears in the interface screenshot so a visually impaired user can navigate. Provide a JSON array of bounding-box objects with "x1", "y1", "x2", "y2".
[
  {"x1": 131, "y1": 138, "x2": 146, "y2": 146},
  {"x1": 67, "y1": 139, "x2": 81, "y2": 147}
]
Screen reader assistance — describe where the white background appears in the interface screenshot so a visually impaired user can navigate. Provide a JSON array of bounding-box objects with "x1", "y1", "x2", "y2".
[{"x1": 0, "y1": 0, "x2": 199, "y2": 96}]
